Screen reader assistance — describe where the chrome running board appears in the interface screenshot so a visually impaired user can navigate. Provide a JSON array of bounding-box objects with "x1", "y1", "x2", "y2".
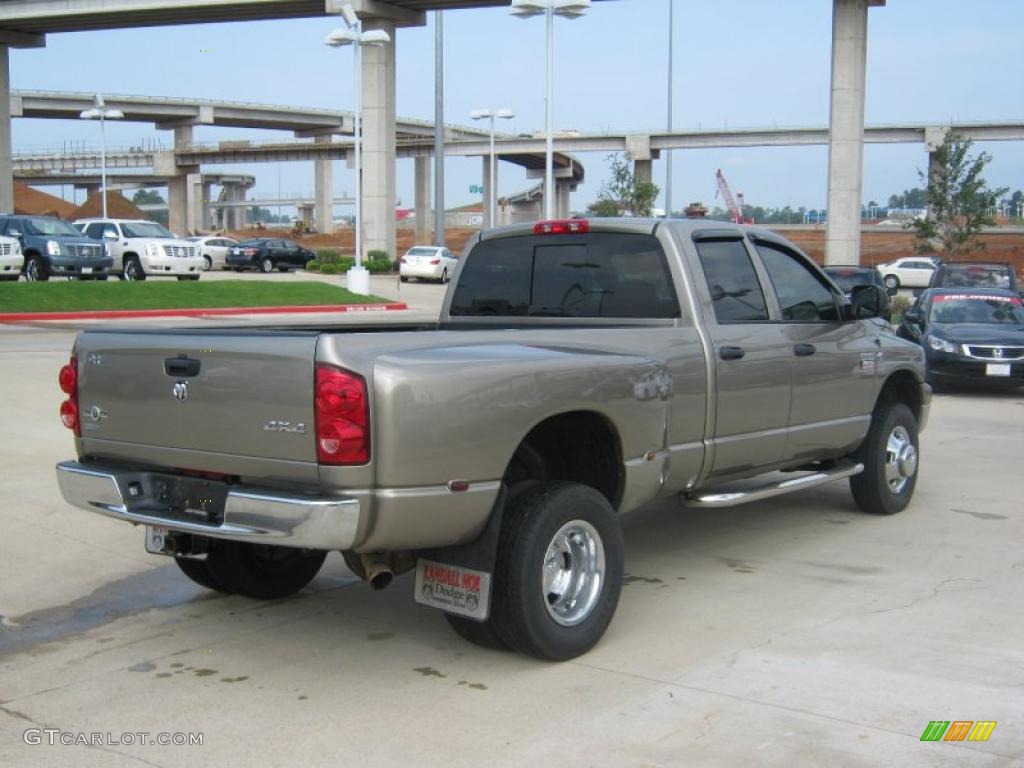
[{"x1": 683, "y1": 462, "x2": 864, "y2": 508}]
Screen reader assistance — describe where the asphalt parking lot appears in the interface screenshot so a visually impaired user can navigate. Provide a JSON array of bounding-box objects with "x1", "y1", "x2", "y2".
[{"x1": 1, "y1": 276, "x2": 1022, "y2": 767}]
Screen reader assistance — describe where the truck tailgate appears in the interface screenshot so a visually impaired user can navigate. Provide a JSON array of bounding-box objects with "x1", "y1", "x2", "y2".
[{"x1": 75, "y1": 331, "x2": 317, "y2": 470}]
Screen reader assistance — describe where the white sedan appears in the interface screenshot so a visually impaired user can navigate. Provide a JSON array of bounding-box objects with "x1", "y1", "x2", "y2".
[
  {"x1": 0, "y1": 234, "x2": 24, "y2": 281},
  {"x1": 186, "y1": 236, "x2": 238, "y2": 271},
  {"x1": 400, "y1": 246, "x2": 458, "y2": 283},
  {"x1": 876, "y1": 257, "x2": 939, "y2": 290}
]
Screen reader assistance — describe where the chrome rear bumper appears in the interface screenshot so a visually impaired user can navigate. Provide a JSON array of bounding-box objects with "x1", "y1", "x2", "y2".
[{"x1": 55, "y1": 461, "x2": 360, "y2": 550}]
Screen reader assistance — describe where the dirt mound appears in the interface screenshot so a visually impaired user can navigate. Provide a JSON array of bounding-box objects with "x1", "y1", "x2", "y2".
[
  {"x1": 12, "y1": 182, "x2": 77, "y2": 218},
  {"x1": 70, "y1": 191, "x2": 147, "y2": 221}
]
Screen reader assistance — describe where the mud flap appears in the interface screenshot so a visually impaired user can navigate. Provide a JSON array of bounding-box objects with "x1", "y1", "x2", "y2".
[{"x1": 414, "y1": 486, "x2": 507, "y2": 623}]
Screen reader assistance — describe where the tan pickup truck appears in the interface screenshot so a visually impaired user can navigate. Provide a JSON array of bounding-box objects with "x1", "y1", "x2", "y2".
[{"x1": 55, "y1": 218, "x2": 930, "y2": 660}]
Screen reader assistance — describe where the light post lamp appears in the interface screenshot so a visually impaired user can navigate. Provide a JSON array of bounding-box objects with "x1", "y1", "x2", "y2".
[
  {"x1": 510, "y1": 0, "x2": 590, "y2": 220},
  {"x1": 470, "y1": 108, "x2": 514, "y2": 227},
  {"x1": 325, "y1": 4, "x2": 391, "y2": 296},
  {"x1": 79, "y1": 94, "x2": 124, "y2": 219}
]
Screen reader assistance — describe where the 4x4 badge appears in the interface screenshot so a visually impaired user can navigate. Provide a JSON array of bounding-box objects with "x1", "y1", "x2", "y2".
[{"x1": 172, "y1": 380, "x2": 189, "y2": 402}]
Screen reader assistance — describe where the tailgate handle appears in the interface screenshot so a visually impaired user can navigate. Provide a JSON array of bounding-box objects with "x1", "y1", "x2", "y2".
[{"x1": 164, "y1": 356, "x2": 201, "y2": 377}]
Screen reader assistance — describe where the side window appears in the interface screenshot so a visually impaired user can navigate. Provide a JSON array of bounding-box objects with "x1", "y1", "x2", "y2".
[
  {"x1": 754, "y1": 241, "x2": 840, "y2": 322},
  {"x1": 449, "y1": 237, "x2": 532, "y2": 316},
  {"x1": 84, "y1": 223, "x2": 104, "y2": 239},
  {"x1": 104, "y1": 224, "x2": 120, "y2": 239},
  {"x1": 694, "y1": 238, "x2": 769, "y2": 323}
]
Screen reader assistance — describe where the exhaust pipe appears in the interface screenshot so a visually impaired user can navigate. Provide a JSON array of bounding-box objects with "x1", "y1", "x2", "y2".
[{"x1": 360, "y1": 552, "x2": 394, "y2": 590}]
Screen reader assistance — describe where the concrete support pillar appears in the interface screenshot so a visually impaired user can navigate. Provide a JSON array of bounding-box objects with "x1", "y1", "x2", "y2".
[
  {"x1": 0, "y1": 46, "x2": 12, "y2": 216},
  {"x1": 186, "y1": 173, "x2": 202, "y2": 234},
  {"x1": 556, "y1": 183, "x2": 571, "y2": 219},
  {"x1": 298, "y1": 203, "x2": 314, "y2": 231},
  {"x1": 167, "y1": 126, "x2": 193, "y2": 236},
  {"x1": 634, "y1": 159, "x2": 653, "y2": 186},
  {"x1": 414, "y1": 154, "x2": 431, "y2": 244},
  {"x1": 314, "y1": 135, "x2": 334, "y2": 234},
  {"x1": 200, "y1": 182, "x2": 212, "y2": 230},
  {"x1": 824, "y1": 0, "x2": 880, "y2": 265},
  {"x1": 81, "y1": 183, "x2": 101, "y2": 198},
  {"x1": 361, "y1": 18, "x2": 397, "y2": 259},
  {"x1": 481, "y1": 155, "x2": 493, "y2": 229},
  {"x1": 230, "y1": 184, "x2": 246, "y2": 231}
]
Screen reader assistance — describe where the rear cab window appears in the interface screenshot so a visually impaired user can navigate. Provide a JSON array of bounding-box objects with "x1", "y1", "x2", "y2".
[{"x1": 449, "y1": 232, "x2": 680, "y2": 319}]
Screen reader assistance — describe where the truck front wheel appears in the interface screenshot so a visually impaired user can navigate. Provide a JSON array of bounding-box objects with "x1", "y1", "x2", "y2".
[
  {"x1": 850, "y1": 401, "x2": 919, "y2": 515},
  {"x1": 204, "y1": 541, "x2": 327, "y2": 599},
  {"x1": 489, "y1": 482, "x2": 624, "y2": 660}
]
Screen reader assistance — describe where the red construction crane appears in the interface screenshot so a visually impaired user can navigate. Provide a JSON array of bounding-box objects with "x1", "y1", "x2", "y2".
[{"x1": 715, "y1": 169, "x2": 753, "y2": 224}]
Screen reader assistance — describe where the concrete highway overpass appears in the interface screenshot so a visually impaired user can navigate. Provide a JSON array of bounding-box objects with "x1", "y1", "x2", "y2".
[{"x1": 0, "y1": 0, "x2": 904, "y2": 263}]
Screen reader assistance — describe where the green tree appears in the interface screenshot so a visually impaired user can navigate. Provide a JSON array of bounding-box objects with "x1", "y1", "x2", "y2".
[
  {"x1": 911, "y1": 133, "x2": 1008, "y2": 258},
  {"x1": 131, "y1": 189, "x2": 166, "y2": 206},
  {"x1": 586, "y1": 153, "x2": 659, "y2": 217}
]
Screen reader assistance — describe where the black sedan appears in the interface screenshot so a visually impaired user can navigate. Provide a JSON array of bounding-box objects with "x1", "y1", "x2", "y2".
[
  {"x1": 226, "y1": 239, "x2": 315, "y2": 273},
  {"x1": 897, "y1": 287, "x2": 1024, "y2": 389}
]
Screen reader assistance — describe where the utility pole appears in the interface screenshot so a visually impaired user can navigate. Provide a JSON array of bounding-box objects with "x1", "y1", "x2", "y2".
[{"x1": 433, "y1": 11, "x2": 445, "y2": 246}]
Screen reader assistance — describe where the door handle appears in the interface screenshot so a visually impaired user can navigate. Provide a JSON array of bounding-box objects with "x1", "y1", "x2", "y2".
[
  {"x1": 719, "y1": 346, "x2": 745, "y2": 360},
  {"x1": 164, "y1": 355, "x2": 201, "y2": 377},
  {"x1": 794, "y1": 343, "x2": 816, "y2": 357}
]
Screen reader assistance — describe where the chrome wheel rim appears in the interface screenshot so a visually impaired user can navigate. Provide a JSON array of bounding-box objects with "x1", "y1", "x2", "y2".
[
  {"x1": 125, "y1": 260, "x2": 138, "y2": 280},
  {"x1": 25, "y1": 259, "x2": 39, "y2": 281},
  {"x1": 542, "y1": 520, "x2": 605, "y2": 626},
  {"x1": 884, "y1": 425, "x2": 917, "y2": 494},
  {"x1": 203, "y1": 256, "x2": 212, "y2": 271}
]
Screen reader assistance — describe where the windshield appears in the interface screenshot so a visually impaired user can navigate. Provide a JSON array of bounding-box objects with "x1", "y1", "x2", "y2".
[
  {"x1": 936, "y1": 265, "x2": 1013, "y2": 289},
  {"x1": 929, "y1": 294, "x2": 1024, "y2": 325},
  {"x1": 121, "y1": 221, "x2": 175, "y2": 238},
  {"x1": 24, "y1": 217, "x2": 84, "y2": 237},
  {"x1": 825, "y1": 269, "x2": 875, "y2": 292}
]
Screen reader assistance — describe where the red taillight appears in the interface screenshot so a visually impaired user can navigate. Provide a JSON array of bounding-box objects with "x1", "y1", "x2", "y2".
[
  {"x1": 430, "y1": 259, "x2": 441, "y2": 265},
  {"x1": 533, "y1": 219, "x2": 589, "y2": 235},
  {"x1": 315, "y1": 364, "x2": 369, "y2": 465},
  {"x1": 59, "y1": 355, "x2": 80, "y2": 436}
]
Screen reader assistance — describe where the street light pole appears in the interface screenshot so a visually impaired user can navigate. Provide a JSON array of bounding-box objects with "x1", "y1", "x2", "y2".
[
  {"x1": 665, "y1": 0, "x2": 674, "y2": 218},
  {"x1": 325, "y1": 4, "x2": 391, "y2": 295},
  {"x1": 471, "y1": 108, "x2": 514, "y2": 227},
  {"x1": 79, "y1": 94, "x2": 124, "y2": 219},
  {"x1": 511, "y1": 0, "x2": 590, "y2": 220}
]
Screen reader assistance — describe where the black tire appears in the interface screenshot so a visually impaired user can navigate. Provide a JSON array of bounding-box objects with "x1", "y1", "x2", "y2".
[
  {"x1": 0, "y1": 274, "x2": 19, "y2": 282},
  {"x1": 400, "y1": 276, "x2": 409, "y2": 283},
  {"x1": 177, "y1": 275, "x2": 200, "y2": 281},
  {"x1": 204, "y1": 541, "x2": 327, "y2": 599},
  {"x1": 24, "y1": 255, "x2": 48, "y2": 282},
  {"x1": 440, "y1": 268, "x2": 448, "y2": 284},
  {"x1": 259, "y1": 256, "x2": 274, "y2": 274},
  {"x1": 488, "y1": 482, "x2": 624, "y2": 661},
  {"x1": 850, "y1": 400, "x2": 919, "y2": 515},
  {"x1": 883, "y1": 275, "x2": 899, "y2": 290},
  {"x1": 123, "y1": 256, "x2": 146, "y2": 281},
  {"x1": 175, "y1": 557, "x2": 233, "y2": 594},
  {"x1": 202, "y1": 255, "x2": 212, "y2": 271},
  {"x1": 444, "y1": 613, "x2": 509, "y2": 650}
]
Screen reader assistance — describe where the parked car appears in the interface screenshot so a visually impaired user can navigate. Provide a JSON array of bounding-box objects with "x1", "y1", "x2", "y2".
[
  {"x1": 928, "y1": 261, "x2": 1021, "y2": 296},
  {"x1": 0, "y1": 215, "x2": 112, "y2": 282},
  {"x1": 225, "y1": 239, "x2": 315, "y2": 273},
  {"x1": 0, "y1": 233, "x2": 24, "y2": 281},
  {"x1": 400, "y1": 245, "x2": 457, "y2": 283},
  {"x1": 186, "y1": 236, "x2": 238, "y2": 271},
  {"x1": 897, "y1": 287, "x2": 1024, "y2": 389},
  {"x1": 876, "y1": 256, "x2": 939, "y2": 290},
  {"x1": 55, "y1": 218, "x2": 929, "y2": 661},
  {"x1": 74, "y1": 218, "x2": 203, "y2": 281}
]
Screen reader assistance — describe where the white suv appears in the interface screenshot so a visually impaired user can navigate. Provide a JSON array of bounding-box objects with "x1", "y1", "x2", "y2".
[
  {"x1": 74, "y1": 219, "x2": 204, "y2": 281},
  {"x1": 0, "y1": 234, "x2": 23, "y2": 281}
]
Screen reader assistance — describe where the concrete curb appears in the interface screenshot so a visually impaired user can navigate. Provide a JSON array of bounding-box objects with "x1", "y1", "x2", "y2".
[{"x1": 0, "y1": 302, "x2": 409, "y2": 323}]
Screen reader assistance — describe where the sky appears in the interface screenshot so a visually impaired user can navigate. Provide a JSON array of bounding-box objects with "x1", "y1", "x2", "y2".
[{"x1": 9, "y1": 0, "x2": 1024, "y2": 217}]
